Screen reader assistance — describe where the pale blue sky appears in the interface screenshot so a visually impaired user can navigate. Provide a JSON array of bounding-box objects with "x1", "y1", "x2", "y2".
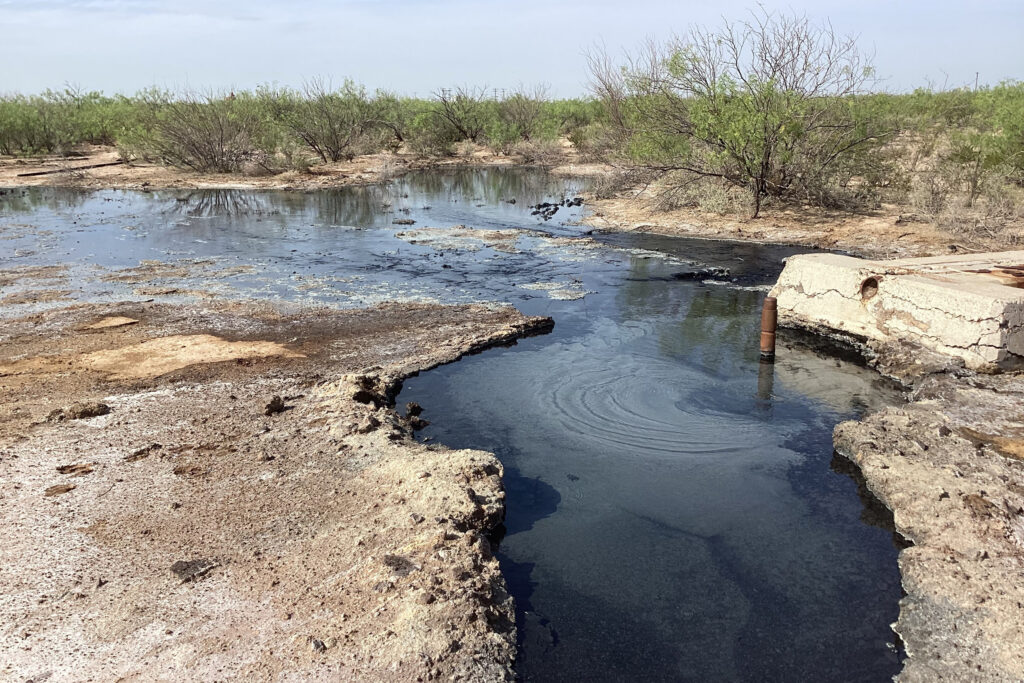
[{"x1": 1, "y1": 0, "x2": 1021, "y2": 95}]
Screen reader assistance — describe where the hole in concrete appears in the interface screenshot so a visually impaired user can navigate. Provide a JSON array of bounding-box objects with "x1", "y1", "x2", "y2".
[{"x1": 860, "y1": 277, "x2": 880, "y2": 300}]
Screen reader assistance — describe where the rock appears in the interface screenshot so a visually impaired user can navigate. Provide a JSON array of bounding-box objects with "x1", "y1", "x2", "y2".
[
  {"x1": 355, "y1": 415, "x2": 381, "y2": 433},
  {"x1": 418, "y1": 592, "x2": 436, "y2": 605},
  {"x1": 170, "y1": 558, "x2": 218, "y2": 583},
  {"x1": 44, "y1": 483, "x2": 76, "y2": 497},
  {"x1": 408, "y1": 416, "x2": 430, "y2": 431},
  {"x1": 309, "y1": 638, "x2": 327, "y2": 654},
  {"x1": 382, "y1": 554, "x2": 417, "y2": 577},
  {"x1": 406, "y1": 402, "x2": 423, "y2": 417},
  {"x1": 264, "y1": 395, "x2": 286, "y2": 416},
  {"x1": 47, "y1": 402, "x2": 111, "y2": 422},
  {"x1": 125, "y1": 443, "x2": 162, "y2": 462},
  {"x1": 55, "y1": 463, "x2": 95, "y2": 476},
  {"x1": 392, "y1": 218, "x2": 416, "y2": 226}
]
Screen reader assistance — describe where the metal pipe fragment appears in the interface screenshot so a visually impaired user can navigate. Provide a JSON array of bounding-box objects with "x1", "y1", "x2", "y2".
[{"x1": 760, "y1": 296, "x2": 777, "y2": 362}]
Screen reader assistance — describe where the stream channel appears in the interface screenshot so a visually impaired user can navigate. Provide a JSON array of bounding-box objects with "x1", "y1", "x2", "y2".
[{"x1": 1, "y1": 168, "x2": 905, "y2": 681}]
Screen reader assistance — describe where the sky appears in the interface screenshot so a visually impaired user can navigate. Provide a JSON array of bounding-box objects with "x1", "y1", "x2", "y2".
[{"x1": 1, "y1": 0, "x2": 1022, "y2": 96}]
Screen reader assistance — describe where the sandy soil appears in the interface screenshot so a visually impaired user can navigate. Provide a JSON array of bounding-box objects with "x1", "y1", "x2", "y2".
[
  {"x1": 0, "y1": 144, "x2": 597, "y2": 193},
  {"x1": 0, "y1": 299, "x2": 552, "y2": 682},
  {"x1": 584, "y1": 187, "x2": 1023, "y2": 260}
]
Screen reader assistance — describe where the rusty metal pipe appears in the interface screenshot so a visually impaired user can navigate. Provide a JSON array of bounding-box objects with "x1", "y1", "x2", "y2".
[{"x1": 760, "y1": 296, "x2": 777, "y2": 362}]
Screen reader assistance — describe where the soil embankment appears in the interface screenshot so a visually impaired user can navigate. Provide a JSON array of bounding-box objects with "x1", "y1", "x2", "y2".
[
  {"x1": 835, "y1": 369, "x2": 1024, "y2": 681},
  {"x1": 584, "y1": 188, "x2": 1020, "y2": 260},
  {"x1": 0, "y1": 299, "x2": 551, "y2": 681}
]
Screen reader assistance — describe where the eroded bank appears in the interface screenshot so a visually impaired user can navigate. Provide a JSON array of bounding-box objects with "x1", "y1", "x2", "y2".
[{"x1": 0, "y1": 300, "x2": 550, "y2": 681}]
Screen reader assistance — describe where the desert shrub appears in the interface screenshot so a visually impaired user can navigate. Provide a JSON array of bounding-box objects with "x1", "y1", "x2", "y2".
[
  {"x1": 265, "y1": 79, "x2": 380, "y2": 163},
  {"x1": 488, "y1": 86, "x2": 548, "y2": 151},
  {"x1": 128, "y1": 89, "x2": 268, "y2": 173},
  {"x1": 653, "y1": 174, "x2": 750, "y2": 214},
  {"x1": 369, "y1": 93, "x2": 426, "y2": 150},
  {"x1": 589, "y1": 8, "x2": 894, "y2": 216},
  {"x1": 432, "y1": 86, "x2": 492, "y2": 143},
  {"x1": 590, "y1": 167, "x2": 656, "y2": 200},
  {"x1": 406, "y1": 110, "x2": 461, "y2": 157},
  {"x1": 510, "y1": 139, "x2": 565, "y2": 166}
]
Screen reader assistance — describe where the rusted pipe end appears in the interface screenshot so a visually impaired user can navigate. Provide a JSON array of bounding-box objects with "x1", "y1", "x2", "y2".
[{"x1": 760, "y1": 296, "x2": 778, "y2": 362}]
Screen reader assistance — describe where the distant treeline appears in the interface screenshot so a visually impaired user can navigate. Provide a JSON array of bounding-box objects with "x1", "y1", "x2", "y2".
[{"x1": 0, "y1": 82, "x2": 604, "y2": 170}]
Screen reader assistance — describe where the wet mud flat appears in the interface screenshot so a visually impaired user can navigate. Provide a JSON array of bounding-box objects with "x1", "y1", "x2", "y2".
[{"x1": 0, "y1": 299, "x2": 550, "y2": 681}]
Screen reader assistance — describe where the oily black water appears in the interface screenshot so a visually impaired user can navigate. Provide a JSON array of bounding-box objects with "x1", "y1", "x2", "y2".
[{"x1": 1, "y1": 169, "x2": 904, "y2": 681}]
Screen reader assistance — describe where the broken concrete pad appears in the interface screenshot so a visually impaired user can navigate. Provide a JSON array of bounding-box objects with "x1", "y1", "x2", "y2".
[{"x1": 771, "y1": 251, "x2": 1024, "y2": 371}]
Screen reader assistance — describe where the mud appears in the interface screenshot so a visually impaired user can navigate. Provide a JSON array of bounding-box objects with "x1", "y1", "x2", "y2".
[{"x1": 0, "y1": 299, "x2": 551, "y2": 682}]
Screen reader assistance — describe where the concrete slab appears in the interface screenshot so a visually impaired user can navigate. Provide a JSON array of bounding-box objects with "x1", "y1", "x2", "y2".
[{"x1": 770, "y1": 251, "x2": 1024, "y2": 371}]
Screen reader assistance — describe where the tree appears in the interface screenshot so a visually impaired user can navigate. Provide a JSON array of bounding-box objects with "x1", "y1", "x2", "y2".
[
  {"x1": 497, "y1": 85, "x2": 548, "y2": 142},
  {"x1": 432, "y1": 86, "x2": 490, "y2": 143},
  {"x1": 273, "y1": 78, "x2": 374, "y2": 163},
  {"x1": 590, "y1": 8, "x2": 889, "y2": 217}
]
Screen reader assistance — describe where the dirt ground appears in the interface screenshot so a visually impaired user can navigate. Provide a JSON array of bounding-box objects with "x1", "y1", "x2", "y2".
[
  {"x1": 0, "y1": 143, "x2": 594, "y2": 193},
  {"x1": 0, "y1": 299, "x2": 552, "y2": 682},
  {"x1": 584, "y1": 187, "x2": 1023, "y2": 260}
]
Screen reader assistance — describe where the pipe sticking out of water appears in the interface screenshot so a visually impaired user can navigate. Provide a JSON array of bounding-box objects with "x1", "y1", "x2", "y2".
[{"x1": 760, "y1": 296, "x2": 778, "y2": 362}]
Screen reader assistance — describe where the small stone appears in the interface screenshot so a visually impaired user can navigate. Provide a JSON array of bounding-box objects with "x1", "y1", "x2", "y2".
[
  {"x1": 170, "y1": 558, "x2": 218, "y2": 583},
  {"x1": 56, "y1": 463, "x2": 95, "y2": 476},
  {"x1": 418, "y1": 592, "x2": 436, "y2": 605},
  {"x1": 310, "y1": 638, "x2": 327, "y2": 654},
  {"x1": 264, "y1": 396, "x2": 286, "y2": 416},
  {"x1": 125, "y1": 443, "x2": 162, "y2": 462},
  {"x1": 356, "y1": 415, "x2": 381, "y2": 434},
  {"x1": 44, "y1": 483, "x2": 76, "y2": 497},
  {"x1": 411, "y1": 513, "x2": 425, "y2": 524},
  {"x1": 47, "y1": 402, "x2": 111, "y2": 422}
]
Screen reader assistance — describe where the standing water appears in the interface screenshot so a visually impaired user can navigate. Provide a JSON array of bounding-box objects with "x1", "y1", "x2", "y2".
[{"x1": 1, "y1": 168, "x2": 903, "y2": 681}]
